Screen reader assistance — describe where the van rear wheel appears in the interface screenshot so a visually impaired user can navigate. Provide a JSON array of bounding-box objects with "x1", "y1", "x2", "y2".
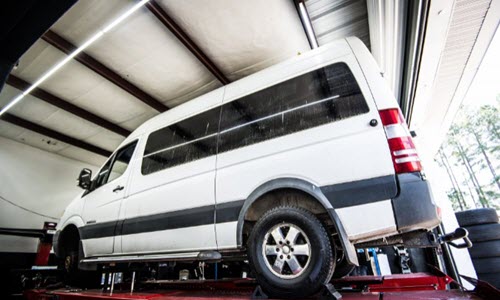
[{"x1": 247, "y1": 206, "x2": 335, "y2": 298}]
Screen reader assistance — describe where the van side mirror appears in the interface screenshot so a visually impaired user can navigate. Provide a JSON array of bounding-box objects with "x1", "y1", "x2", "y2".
[{"x1": 77, "y1": 168, "x2": 92, "y2": 190}]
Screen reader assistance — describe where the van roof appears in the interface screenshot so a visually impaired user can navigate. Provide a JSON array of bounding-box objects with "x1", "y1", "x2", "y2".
[{"x1": 119, "y1": 37, "x2": 357, "y2": 148}]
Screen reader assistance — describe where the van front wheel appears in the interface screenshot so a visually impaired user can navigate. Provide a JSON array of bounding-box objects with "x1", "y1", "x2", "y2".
[{"x1": 247, "y1": 206, "x2": 335, "y2": 298}]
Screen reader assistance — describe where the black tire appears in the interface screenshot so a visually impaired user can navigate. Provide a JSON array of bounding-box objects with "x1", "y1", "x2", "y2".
[
  {"x1": 456, "y1": 208, "x2": 498, "y2": 227},
  {"x1": 472, "y1": 257, "x2": 500, "y2": 274},
  {"x1": 477, "y1": 272, "x2": 500, "y2": 289},
  {"x1": 469, "y1": 240, "x2": 500, "y2": 258},
  {"x1": 247, "y1": 206, "x2": 334, "y2": 298},
  {"x1": 465, "y1": 223, "x2": 500, "y2": 242},
  {"x1": 58, "y1": 241, "x2": 99, "y2": 287}
]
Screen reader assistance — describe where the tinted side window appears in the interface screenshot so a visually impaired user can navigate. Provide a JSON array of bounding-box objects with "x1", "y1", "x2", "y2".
[
  {"x1": 218, "y1": 62, "x2": 369, "y2": 153},
  {"x1": 108, "y1": 141, "x2": 137, "y2": 183},
  {"x1": 91, "y1": 141, "x2": 138, "y2": 191},
  {"x1": 94, "y1": 159, "x2": 113, "y2": 189},
  {"x1": 142, "y1": 108, "x2": 221, "y2": 175},
  {"x1": 141, "y1": 63, "x2": 368, "y2": 175}
]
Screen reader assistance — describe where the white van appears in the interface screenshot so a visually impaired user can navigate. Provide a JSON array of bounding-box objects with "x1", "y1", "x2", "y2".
[{"x1": 54, "y1": 37, "x2": 440, "y2": 297}]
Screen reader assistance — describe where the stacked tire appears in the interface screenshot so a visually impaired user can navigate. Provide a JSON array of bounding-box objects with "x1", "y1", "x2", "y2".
[{"x1": 455, "y1": 208, "x2": 500, "y2": 288}]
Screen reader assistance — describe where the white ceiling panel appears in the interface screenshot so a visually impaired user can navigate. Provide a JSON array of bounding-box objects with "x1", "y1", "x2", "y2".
[
  {"x1": 10, "y1": 40, "x2": 67, "y2": 83},
  {"x1": 0, "y1": 119, "x2": 107, "y2": 167},
  {"x1": 81, "y1": 8, "x2": 221, "y2": 107},
  {"x1": 14, "y1": 129, "x2": 70, "y2": 153},
  {"x1": 164, "y1": 81, "x2": 222, "y2": 108},
  {"x1": 68, "y1": 80, "x2": 159, "y2": 129},
  {"x1": 50, "y1": 1, "x2": 222, "y2": 108},
  {"x1": 0, "y1": 84, "x2": 18, "y2": 108},
  {"x1": 42, "y1": 110, "x2": 104, "y2": 142},
  {"x1": 0, "y1": 86, "x2": 57, "y2": 122},
  {"x1": 82, "y1": 130, "x2": 124, "y2": 153},
  {"x1": 156, "y1": 0, "x2": 310, "y2": 81},
  {"x1": 0, "y1": 120, "x2": 26, "y2": 140},
  {"x1": 118, "y1": 110, "x2": 158, "y2": 130},
  {"x1": 56, "y1": 146, "x2": 107, "y2": 167},
  {"x1": 10, "y1": 39, "x2": 158, "y2": 127},
  {"x1": 11, "y1": 40, "x2": 105, "y2": 103},
  {"x1": 50, "y1": 0, "x2": 137, "y2": 43},
  {"x1": 1, "y1": 91, "x2": 119, "y2": 149},
  {"x1": 7, "y1": 101, "x2": 57, "y2": 127}
]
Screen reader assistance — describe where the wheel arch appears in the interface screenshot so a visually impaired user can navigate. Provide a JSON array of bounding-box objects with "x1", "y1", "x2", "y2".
[
  {"x1": 57, "y1": 224, "x2": 81, "y2": 257},
  {"x1": 55, "y1": 216, "x2": 85, "y2": 258},
  {"x1": 236, "y1": 178, "x2": 358, "y2": 265}
]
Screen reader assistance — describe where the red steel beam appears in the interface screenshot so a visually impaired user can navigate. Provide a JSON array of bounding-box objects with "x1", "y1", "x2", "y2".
[
  {"x1": 7, "y1": 75, "x2": 131, "y2": 137},
  {"x1": 145, "y1": 0, "x2": 231, "y2": 85},
  {"x1": 41, "y1": 30, "x2": 168, "y2": 113},
  {"x1": 1, "y1": 113, "x2": 112, "y2": 157}
]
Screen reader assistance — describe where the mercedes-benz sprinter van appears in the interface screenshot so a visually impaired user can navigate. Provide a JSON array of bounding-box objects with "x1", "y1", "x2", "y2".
[{"x1": 54, "y1": 37, "x2": 440, "y2": 297}]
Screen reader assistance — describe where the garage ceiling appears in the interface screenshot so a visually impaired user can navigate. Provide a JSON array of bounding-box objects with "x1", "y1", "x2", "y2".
[{"x1": 0, "y1": 0, "x2": 375, "y2": 167}]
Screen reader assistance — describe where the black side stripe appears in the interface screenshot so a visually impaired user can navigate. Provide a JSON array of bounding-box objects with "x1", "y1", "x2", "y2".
[
  {"x1": 321, "y1": 175, "x2": 397, "y2": 208},
  {"x1": 80, "y1": 220, "x2": 117, "y2": 240},
  {"x1": 80, "y1": 201, "x2": 245, "y2": 240},
  {"x1": 80, "y1": 176, "x2": 396, "y2": 240},
  {"x1": 121, "y1": 205, "x2": 214, "y2": 236},
  {"x1": 216, "y1": 200, "x2": 246, "y2": 223}
]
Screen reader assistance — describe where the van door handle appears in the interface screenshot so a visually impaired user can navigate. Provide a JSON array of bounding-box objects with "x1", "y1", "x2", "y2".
[{"x1": 113, "y1": 185, "x2": 124, "y2": 192}]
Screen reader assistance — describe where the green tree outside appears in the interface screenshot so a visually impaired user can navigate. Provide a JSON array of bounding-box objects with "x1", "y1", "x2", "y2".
[{"x1": 435, "y1": 96, "x2": 500, "y2": 211}]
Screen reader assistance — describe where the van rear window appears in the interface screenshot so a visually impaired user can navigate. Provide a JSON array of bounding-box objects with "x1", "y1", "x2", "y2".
[{"x1": 142, "y1": 62, "x2": 368, "y2": 175}]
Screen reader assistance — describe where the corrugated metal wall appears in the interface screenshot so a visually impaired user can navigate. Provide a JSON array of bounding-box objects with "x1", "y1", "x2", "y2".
[{"x1": 305, "y1": 0, "x2": 371, "y2": 49}]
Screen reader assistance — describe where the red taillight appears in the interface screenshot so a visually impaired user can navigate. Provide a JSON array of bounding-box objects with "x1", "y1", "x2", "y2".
[
  {"x1": 379, "y1": 109, "x2": 403, "y2": 125},
  {"x1": 379, "y1": 108, "x2": 422, "y2": 174}
]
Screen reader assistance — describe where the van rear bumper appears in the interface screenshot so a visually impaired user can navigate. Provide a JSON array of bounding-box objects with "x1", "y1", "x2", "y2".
[{"x1": 392, "y1": 173, "x2": 441, "y2": 233}]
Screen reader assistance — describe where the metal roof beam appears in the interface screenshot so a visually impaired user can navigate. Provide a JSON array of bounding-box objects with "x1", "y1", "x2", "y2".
[
  {"x1": 41, "y1": 30, "x2": 168, "y2": 112},
  {"x1": 7, "y1": 75, "x2": 131, "y2": 137},
  {"x1": 1, "y1": 113, "x2": 112, "y2": 157},
  {"x1": 145, "y1": 0, "x2": 230, "y2": 85}
]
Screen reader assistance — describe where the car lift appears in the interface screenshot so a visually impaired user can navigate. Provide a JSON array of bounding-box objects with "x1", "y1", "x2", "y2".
[
  {"x1": 0, "y1": 222, "x2": 56, "y2": 267},
  {"x1": 22, "y1": 272, "x2": 500, "y2": 300},
  {"x1": 8, "y1": 223, "x2": 500, "y2": 300}
]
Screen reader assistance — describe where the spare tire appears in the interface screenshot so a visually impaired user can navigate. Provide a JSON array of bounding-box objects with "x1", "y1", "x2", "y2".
[
  {"x1": 455, "y1": 208, "x2": 498, "y2": 227},
  {"x1": 465, "y1": 223, "x2": 500, "y2": 242},
  {"x1": 472, "y1": 257, "x2": 500, "y2": 274},
  {"x1": 469, "y1": 240, "x2": 500, "y2": 258}
]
